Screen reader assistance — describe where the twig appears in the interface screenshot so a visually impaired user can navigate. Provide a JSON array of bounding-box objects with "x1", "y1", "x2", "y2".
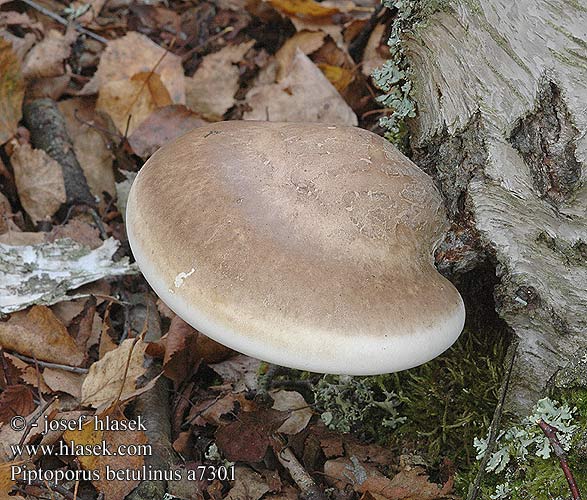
[
  {"x1": 467, "y1": 339, "x2": 518, "y2": 500},
  {"x1": 19, "y1": 0, "x2": 108, "y2": 44},
  {"x1": 537, "y1": 419, "x2": 582, "y2": 500},
  {"x1": 9, "y1": 352, "x2": 88, "y2": 374},
  {"x1": 274, "y1": 436, "x2": 326, "y2": 500}
]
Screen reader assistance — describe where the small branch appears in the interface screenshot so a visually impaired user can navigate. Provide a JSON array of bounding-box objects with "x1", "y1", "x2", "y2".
[
  {"x1": 19, "y1": 0, "x2": 108, "y2": 44},
  {"x1": 537, "y1": 419, "x2": 582, "y2": 500},
  {"x1": 274, "y1": 436, "x2": 325, "y2": 500},
  {"x1": 9, "y1": 352, "x2": 88, "y2": 374},
  {"x1": 467, "y1": 340, "x2": 518, "y2": 500}
]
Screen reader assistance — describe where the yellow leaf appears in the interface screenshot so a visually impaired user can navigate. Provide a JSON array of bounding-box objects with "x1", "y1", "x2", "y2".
[
  {"x1": 63, "y1": 406, "x2": 148, "y2": 500},
  {"x1": 0, "y1": 37, "x2": 24, "y2": 145},
  {"x1": 267, "y1": 0, "x2": 339, "y2": 20},
  {"x1": 317, "y1": 63, "x2": 355, "y2": 92}
]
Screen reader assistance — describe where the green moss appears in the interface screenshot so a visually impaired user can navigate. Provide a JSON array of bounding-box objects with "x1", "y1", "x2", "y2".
[{"x1": 388, "y1": 328, "x2": 506, "y2": 468}]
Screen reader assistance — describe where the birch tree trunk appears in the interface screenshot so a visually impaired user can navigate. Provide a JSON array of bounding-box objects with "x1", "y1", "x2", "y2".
[{"x1": 404, "y1": 0, "x2": 587, "y2": 414}]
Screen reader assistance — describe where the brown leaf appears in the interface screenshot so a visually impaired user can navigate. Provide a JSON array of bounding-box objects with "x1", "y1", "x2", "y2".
[
  {"x1": 225, "y1": 466, "x2": 269, "y2": 500},
  {"x1": 63, "y1": 406, "x2": 148, "y2": 499},
  {"x1": 9, "y1": 141, "x2": 66, "y2": 222},
  {"x1": 81, "y1": 338, "x2": 148, "y2": 408},
  {"x1": 383, "y1": 467, "x2": 454, "y2": 500},
  {"x1": 270, "y1": 390, "x2": 312, "y2": 435},
  {"x1": 215, "y1": 408, "x2": 288, "y2": 462},
  {"x1": 186, "y1": 41, "x2": 255, "y2": 120},
  {"x1": 22, "y1": 29, "x2": 76, "y2": 79},
  {"x1": 0, "y1": 461, "x2": 20, "y2": 497},
  {"x1": 97, "y1": 71, "x2": 173, "y2": 135},
  {"x1": 275, "y1": 30, "x2": 326, "y2": 81},
  {"x1": 82, "y1": 31, "x2": 185, "y2": 105},
  {"x1": 128, "y1": 104, "x2": 207, "y2": 158},
  {"x1": 58, "y1": 97, "x2": 116, "y2": 202},
  {"x1": 7, "y1": 355, "x2": 52, "y2": 394},
  {"x1": 42, "y1": 367, "x2": 85, "y2": 399},
  {"x1": 267, "y1": 0, "x2": 339, "y2": 20},
  {"x1": 163, "y1": 315, "x2": 199, "y2": 384},
  {"x1": 0, "y1": 37, "x2": 24, "y2": 145},
  {"x1": 0, "y1": 306, "x2": 85, "y2": 366},
  {"x1": 0, "y1": 384, "x2": 35, "y2": 424},
  {"x1": 244, "y1": 50, "x2": 357, "y2": 125}
]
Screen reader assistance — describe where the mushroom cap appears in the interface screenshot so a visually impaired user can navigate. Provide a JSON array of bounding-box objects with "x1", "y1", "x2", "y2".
[{"x1": 126, "y1": 121, "x2": 465, "y2": 375}]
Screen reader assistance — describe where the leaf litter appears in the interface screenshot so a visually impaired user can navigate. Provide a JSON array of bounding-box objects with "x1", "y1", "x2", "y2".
[{"x1": 0, "y1": 0, "x2": 457, "y2": 498}]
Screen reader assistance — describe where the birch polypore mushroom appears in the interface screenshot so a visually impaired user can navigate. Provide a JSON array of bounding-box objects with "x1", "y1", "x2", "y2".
[{"x1": 126, "y1": 121, "x2": 465, "y2": 375}]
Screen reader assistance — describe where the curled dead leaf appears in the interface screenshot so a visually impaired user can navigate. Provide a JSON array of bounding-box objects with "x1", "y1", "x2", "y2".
[
  {"x1": 10, "y1": 141, "x2": 66, "y2": 222},
  {"x1": 0, "y1": 305, "x2": 85, "y2": 366}
]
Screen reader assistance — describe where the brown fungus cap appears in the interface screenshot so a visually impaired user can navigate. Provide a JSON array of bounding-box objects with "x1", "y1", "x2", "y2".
[{"x1": 126, "y1": 121, "x2": 465, "y2": 375}]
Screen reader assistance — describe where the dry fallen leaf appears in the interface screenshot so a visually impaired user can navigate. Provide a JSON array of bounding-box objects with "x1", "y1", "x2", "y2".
[
  {"x1": 186, "y1": 41, "x2": 255, "y2": 120},
  {"x1": 10, "y1": 141, "x2": 66, "y2": 222},
  {"x1": 128, "y1": 104, "x2": 207, "y2": 159},
  {"x1": 58, "y1": 97, "x2": 115, "y2": 202},
  {"x1": 0, "y1": 37, "x2": 24, "y2": 145},
  {"x1": 63, "y1": 406, "x2": 148, "y2": 499},
  {"x1": 7, "y1": 354, "x2": 52, "y2": 394},
  {"x1": 22, "y1": 29, "x2": 76, "y2": 79},
  {"x1": 0, "y1": 384, "x2": 35, "y2": 424},
  {"x1": 0, "y1": 305, "x2": 85, "y2": 366},
  {"x1": 275, "y1": 30, "x2": 326, "y2": 80},
  {"x1": 162, "y1": 315, "x2": 199, "y2": 384},
  {"x1": 317, "y1": 63, "x2": 355, "y2": 93},
  {"x1": 209, "y1": 354, "x2": 262, "y2": 392},
  {"x1": 82, "y1": 31, "x2": 185, "y2": 104},
  {"x1": 0, "y1": 461, "x2": 19, "y2": 497},
  {"x1": 270, "y1": 390, "x2": 313, "y2": 435},
  {"x1": 42, "y1": 367, "x2": 85, "y2": 399},
  {"x1": 215, "y1": 408, "x2": 288, "y2": 462},
  {"x1": 244, "y1": 50, "x2": 357, "y2": 125},
  {"x1": 225, "y1": 466, "x2": 270, "y2": 500},
  {"x1": 97, "y1": 71, "x2": 173, "y2": 135},
  {"x1": 81, "y1": 338, "x2": 148, "y2": 408},
  {"x1": 267, "y1": 0, "x2": 339, "y2": 20}
]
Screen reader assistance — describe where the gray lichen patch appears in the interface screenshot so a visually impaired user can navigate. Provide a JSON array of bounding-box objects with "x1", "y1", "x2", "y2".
[{"x1": 509, "y1": 81, "x2": 582, "y2": 205}]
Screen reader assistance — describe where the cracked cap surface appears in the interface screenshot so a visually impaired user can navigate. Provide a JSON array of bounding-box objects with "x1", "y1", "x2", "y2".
[{"x1": 126, "y1": 121, "x2": 465, "y2": 374}]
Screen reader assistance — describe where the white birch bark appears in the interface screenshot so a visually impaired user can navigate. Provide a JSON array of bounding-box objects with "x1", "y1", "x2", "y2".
[{"x1": 405, "y1": 0, "x2": 587, "y2": 413}]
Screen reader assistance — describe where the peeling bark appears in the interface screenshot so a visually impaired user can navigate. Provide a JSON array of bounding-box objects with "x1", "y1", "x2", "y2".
[{"x1": 406, "y1": 0, "x2": 587, "y2": 414}]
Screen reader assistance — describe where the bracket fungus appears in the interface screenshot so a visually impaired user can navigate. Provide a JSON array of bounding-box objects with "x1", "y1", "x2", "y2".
[{"x1": 126, "y1": 121, "x2": 465, "y2": 375}]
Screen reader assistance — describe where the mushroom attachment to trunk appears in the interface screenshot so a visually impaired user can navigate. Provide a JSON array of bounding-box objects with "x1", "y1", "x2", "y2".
[{"x1": 126, "y1": 121, "x2": 465, "y2": 375}]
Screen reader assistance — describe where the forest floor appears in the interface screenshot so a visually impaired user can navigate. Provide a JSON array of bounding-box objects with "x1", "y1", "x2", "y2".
[{"x1": 0, "y1": 0, "x2": 585, "y2": 499}]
